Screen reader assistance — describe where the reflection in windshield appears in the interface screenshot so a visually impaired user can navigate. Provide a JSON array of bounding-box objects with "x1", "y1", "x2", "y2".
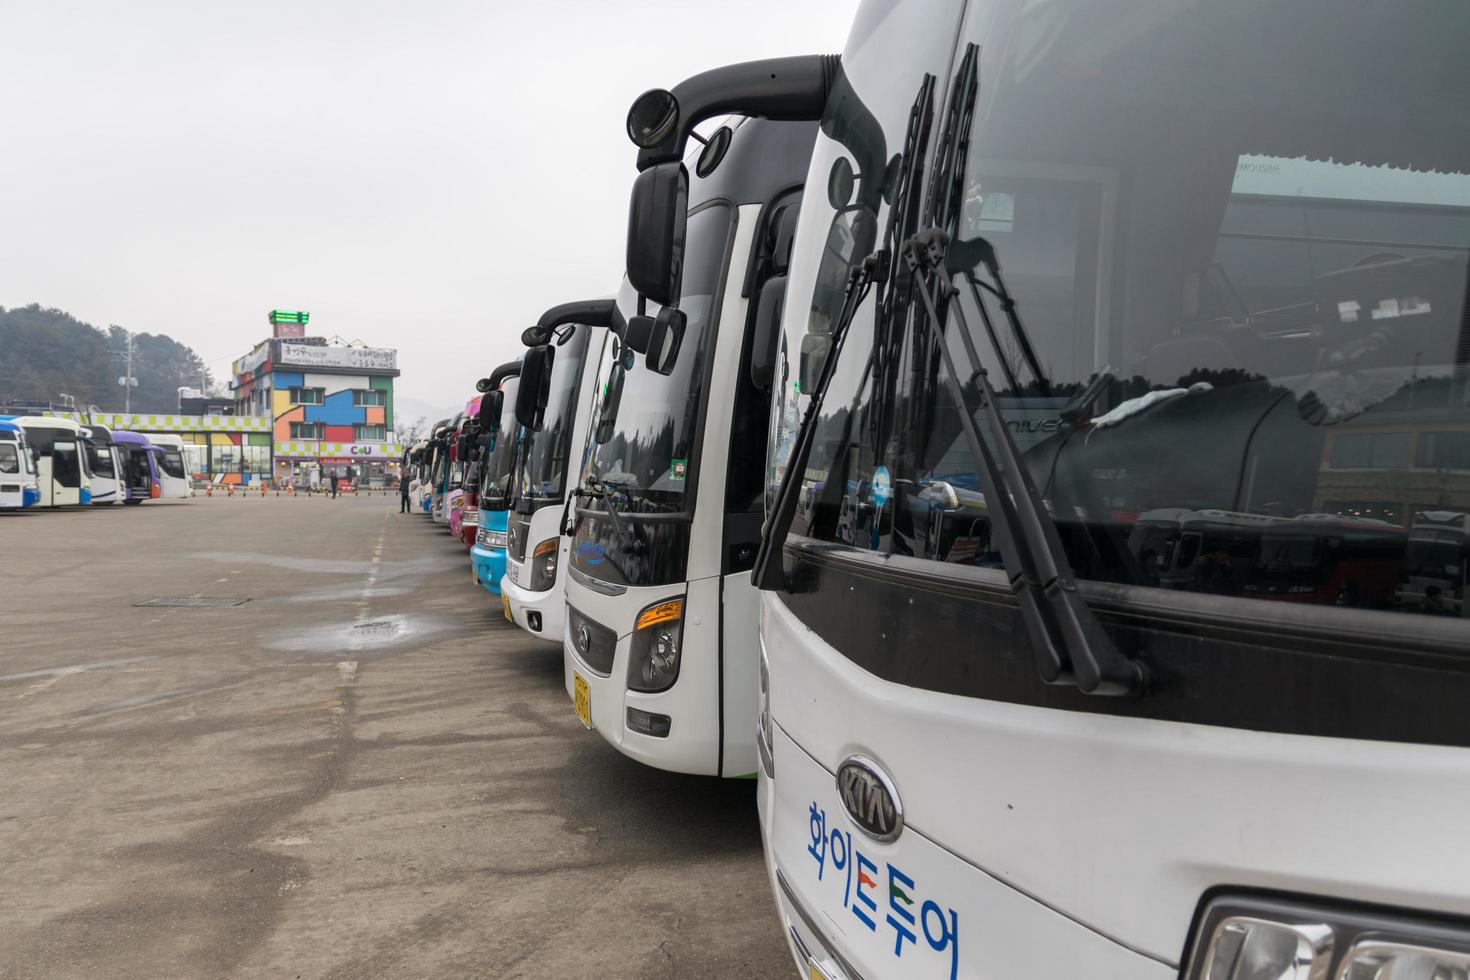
[
  {"x1": 777, "y1": 0, "x2": 1470, "y2": 621},
  {"x1": 480, "y1": 377, "x2": 520, "y2": 507},
  {"x1": 159, "y1": 450, "x2": 186, "y2": 480},
  {"x1": 518, "y1": 328, "x2": 589, "y2": 504},
  {"x1": 583, "y1": 204, "x2": 732, "y2": 511}
]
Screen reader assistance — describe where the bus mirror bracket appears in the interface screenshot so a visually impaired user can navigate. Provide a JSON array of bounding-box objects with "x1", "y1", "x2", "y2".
[
  {"x1": 477, "y1": 391, "x2": 503, "y2": 430},
  {"x1": 515, "y1": 345, "x2": 554, "y2": 431}
]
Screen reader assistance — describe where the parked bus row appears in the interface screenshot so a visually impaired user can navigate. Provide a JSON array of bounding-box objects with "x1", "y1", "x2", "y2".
[
  {"x1": 409, "y1": 2, "x2": 1470, "y2": 976},
  {"x1": 0, "y1": 416, "x2": 191, "y2": 511}
]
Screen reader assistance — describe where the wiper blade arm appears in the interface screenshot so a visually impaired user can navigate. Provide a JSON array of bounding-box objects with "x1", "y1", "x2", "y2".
[
  {"x1": 568, "y1": 477, "x2": 643, "y2": 552},
  {"x1": 948, "y1": 235, "x2": 1050, "y2": 396},
  {"x1": 905, "y1": 229, "x2": 1142, "y2": 697}
]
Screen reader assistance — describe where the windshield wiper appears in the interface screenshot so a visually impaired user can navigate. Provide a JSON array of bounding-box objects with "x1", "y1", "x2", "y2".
[
  {"x1": 901, "y1": 42, "x2": 1139, "y2": 696},
  {"x1": 565, "y1": 476, "x2": 644, "y2": 553},
  {"x1": 904, "y1": 229, "x2": 1141, "y2": 696}
]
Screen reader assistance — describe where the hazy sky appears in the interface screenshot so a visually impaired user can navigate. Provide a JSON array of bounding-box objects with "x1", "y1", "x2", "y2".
[{"x1": 0, "y1": 0, "x2": 857, "y2": 418}]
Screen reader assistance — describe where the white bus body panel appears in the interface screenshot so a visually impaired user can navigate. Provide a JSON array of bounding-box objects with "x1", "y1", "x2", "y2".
[
  {"x1": 504, "y1": 324, "x2": 606, "y2": 645},
  {"x1": 564, "y1": 575, "x2": 722, "y2": 775},
  {"x1": 0, "y1": 431, "x2": 38, "y2": 509},
  {"x1": 147, "y1": 434, "x2": 192, "y2": 498},
  {"x1": 503, "y1": 502, "x2": 571, "y2": 643},
  {"x1": 562, "y1": 208, "x2": 763, "y2": 777},
  {"x1": 16, "y1": 418, "x2": 90, "y2": 507},
  {"x1": 760, "y1": 592, "x2": 1470, "y2": 971}
]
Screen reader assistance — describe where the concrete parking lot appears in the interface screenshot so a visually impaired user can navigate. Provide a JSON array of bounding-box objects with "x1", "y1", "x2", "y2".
[{"x1": 0, "y1": 494, "x2": 789, "y2": 980}]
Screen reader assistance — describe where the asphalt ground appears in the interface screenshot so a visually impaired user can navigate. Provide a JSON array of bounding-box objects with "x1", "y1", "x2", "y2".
[{"x1": 0, "y1": 493, "x2": 791, "y2": 980}]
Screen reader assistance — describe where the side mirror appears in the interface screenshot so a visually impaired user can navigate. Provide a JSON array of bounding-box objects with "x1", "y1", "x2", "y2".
[
  {"x1": 750, "y1": 276, "x2": 788, "y2": 391},
  {"x1": 477, "y1": 390, "x2": 503, "y2": 430},
  {"x1": 627, "y1": 162, "x2": 688, "y2": 307},
  {"x1": 516, "y1": 345, "x2": 554, "y2": 430},
  {"x1": 827, "y1": 156, "x2": 855, "y2": 210},
  {"x1": 646, "y1": 307, "x2": 686, "y2": 376},
  {"x1": 799, "y1": 332, "x2": 831, "y2": 394}
]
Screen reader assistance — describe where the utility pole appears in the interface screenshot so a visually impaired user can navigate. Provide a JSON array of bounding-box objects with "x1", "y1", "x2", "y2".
[
  {"x1": 124, "y1": 331, "x2": 134, "y2": 414},
  {"x1": 110, "y1": 326, "x2": 138, "y2": 414}
]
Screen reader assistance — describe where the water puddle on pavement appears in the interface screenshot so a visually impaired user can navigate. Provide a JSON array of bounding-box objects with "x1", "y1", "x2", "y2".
[{"x1": 258, "y1": 613, "x2": 454, "y2": 655}]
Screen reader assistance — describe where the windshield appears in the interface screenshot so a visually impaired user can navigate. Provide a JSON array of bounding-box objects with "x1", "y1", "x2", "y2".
[
  {"x1": 159, "y1": 448, "x2": 187, "y2": 480},
  {"x1": 479, "y1": 377, "x2": 520, "y2": 508},
  {"x1": 775, "y1": 0, "x2": 1469, "y2": 621},
  {"x1": 0, "y1": 443, "x2": 18, "y2": 474},
  {"x1": 519, "y1": 327, "x2": 591, "y2": 504},
  {"x1": 583, "y1": 204, "x2": 732, "y2": 511},
  {"x1": 84, "y1": 443, "x2": 115, "y2": 478}
]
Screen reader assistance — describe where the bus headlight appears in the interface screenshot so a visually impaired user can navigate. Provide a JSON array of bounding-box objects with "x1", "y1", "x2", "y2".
[
  {"x1": 627, "y1": 597, "x2": 683, "y2": 693},
  {"x1": 1185, "y1": 895, "x2": 1470, "y2": 980},
  {"x1": 482, "y1": 529, "x2": 507, "y2": 549},
  {"x1": 529, "y1": 537, "x2": 559, "y2": 591}
]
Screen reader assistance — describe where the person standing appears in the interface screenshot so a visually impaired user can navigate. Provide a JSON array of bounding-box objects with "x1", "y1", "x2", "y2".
[
  {"x1": 399, "y1": 471, "x2": 411, "y2": 513},
  {"x1": 329, "y1": 468, "x2": 339, "y2": 499}
]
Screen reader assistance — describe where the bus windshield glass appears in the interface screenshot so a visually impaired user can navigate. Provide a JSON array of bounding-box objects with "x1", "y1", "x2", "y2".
[
  {"x1": 158, "y1": 449, "x2": 186, "y2": 481},
  {"x1": 782, "y1": 0, "x2": 1470, "y2": 620},
  {"x1": 479, "y1": 377, "x2": 520, "y2": 508},
  {"x1": 85, "y1": 443, "x2": 115, "y2": 478},
  {"x1": 0, "y1": 443, "x2": 18, "y2": 474},
  {"x1": 519, "y1": 328, "x2": 589, "y2": 504},
  {"x1": 584, "y1": 204, "x2": 731, "y2": 512}
]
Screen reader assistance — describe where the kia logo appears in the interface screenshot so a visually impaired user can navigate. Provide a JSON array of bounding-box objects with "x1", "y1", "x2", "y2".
[
  {"x1": 576, "y1": 623, "x2": 592, "y2": 654},
  {"x1": 836, "y1": 756, "x2": 903, "y2": 843}
]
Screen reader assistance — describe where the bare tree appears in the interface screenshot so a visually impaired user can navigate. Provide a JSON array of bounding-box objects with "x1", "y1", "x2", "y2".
[{"x1": 394, "y1": 415, "x2": 427, "y2": 446}]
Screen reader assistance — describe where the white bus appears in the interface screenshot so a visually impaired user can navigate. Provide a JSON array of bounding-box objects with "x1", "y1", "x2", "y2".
[
  {"x1": 14, "y1": 416, "x2": 92, "y2": 507},
  {"x1": 80, "y1": 424, "x2": 124, "y2": 505},
  {"x1": 0, "y1": 420, "x2": 40, "y2": 509},
  {"x1": 562, "y1": 108, "x2": 818, "y2": 777},
  {"x1": 145, "y1": 433, "x2": 193, "y2": 498},
  {"x1": 753, "y1": 3, "x2": 1470, "y2": 977},
  {"x1": 502, "y1": 304, "x2": 608, "y2": 642}
]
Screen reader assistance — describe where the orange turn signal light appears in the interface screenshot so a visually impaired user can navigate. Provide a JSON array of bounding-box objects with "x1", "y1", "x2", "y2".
[{"x1": 635, "y1": 598, "x2": 684, "y2": 632}]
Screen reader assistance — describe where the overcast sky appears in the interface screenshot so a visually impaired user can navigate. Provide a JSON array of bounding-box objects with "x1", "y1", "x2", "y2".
[{"x1": 0, "y1": 0, "x2": 857, "y2": 420}]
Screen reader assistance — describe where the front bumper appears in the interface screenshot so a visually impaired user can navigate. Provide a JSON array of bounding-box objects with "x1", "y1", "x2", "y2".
[
  {"x1": 470, "y1": 543, "x2": 506, "y2": 596},
  {"x1": 501, "y1": 570, "x2": 563, "y2": 644}
]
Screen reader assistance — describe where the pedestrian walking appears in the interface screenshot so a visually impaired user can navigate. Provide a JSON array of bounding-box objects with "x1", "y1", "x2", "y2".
[{"x1": 329, "y1": 468, "x2": 339, "y2": 499}]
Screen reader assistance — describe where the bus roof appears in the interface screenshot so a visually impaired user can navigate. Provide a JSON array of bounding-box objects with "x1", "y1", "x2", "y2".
[
  {"x1": 111, "y1": 430, "x2": 154, "y2": 447},
  {"x1": 11, "y1": 416, "x2": 84, "y2": 433}
]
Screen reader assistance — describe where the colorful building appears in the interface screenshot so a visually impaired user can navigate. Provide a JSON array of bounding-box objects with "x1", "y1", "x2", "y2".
[
  {"x1": 232, "y1": 329, "x2": 402, "y2": 486},
  {"x1": 42, "y1": 412, "x2": 274, "y2": 485}
]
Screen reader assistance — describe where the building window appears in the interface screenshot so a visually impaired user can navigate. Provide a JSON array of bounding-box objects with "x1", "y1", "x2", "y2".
[
  {"x1": 355, "y1": 424, "x2": 385, "y2": 441},
  {"x1": 353, "y1": 389, "x2": 385, "y2": 407},
  {"x1": 1416, "y1": 431, "x2": 1470, "y2": 470},
  {"x1": 1329, "y1": 432, "x2": 1412, "y2": 470},
  {"x1": 289, "y1": 387, "x2": 325, "y2": 405},
  {"x1": 291, "y1": 421, "x2": 324, "y2": 439}
]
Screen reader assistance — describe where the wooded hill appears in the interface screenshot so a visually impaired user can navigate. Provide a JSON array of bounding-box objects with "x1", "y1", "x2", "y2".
[{"x1": 0, "y1": 304, "x2": 213, "y2": 413}]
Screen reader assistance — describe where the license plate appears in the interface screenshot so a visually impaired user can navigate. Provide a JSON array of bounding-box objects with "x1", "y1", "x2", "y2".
[
  {"x1": 501, "y1": 592, "x2": 512, "y2": 622},
  {"x1": 573, "y1": 671, "x2": 592, "y2": 729},
  {"x1": 508, "y1": 561, "x2": 519, "y2": 584}
]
